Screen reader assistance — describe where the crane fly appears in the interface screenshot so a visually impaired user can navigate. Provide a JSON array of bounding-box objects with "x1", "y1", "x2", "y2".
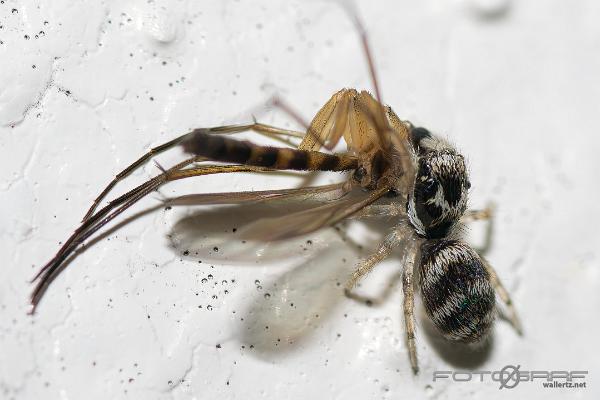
[{"x1": 29, "y1": 8, "x2": 521, "y2": 374}]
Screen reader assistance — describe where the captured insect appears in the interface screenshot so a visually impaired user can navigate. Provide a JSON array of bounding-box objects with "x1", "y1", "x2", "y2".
[{"x1": 29, "y1": 6, "x2": 521, "y2": 373}]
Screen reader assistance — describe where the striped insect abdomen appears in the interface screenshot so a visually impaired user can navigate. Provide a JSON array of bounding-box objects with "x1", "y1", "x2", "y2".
[
  {"x1": 182, "y1": 131, "x2": 357, "y2": 172},
  {"x1": 419, "y1": 240, "x2": 496, "y2": 342}
]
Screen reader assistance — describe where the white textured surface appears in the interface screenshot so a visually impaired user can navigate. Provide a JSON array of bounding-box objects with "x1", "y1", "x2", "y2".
[{"x1": 1, "y1": 0, "x2": 599, "y2": 399}]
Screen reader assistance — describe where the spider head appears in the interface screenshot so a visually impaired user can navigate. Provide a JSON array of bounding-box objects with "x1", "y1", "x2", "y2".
[{"x1": 407, "y1": 127, "x2": 470, "y2": 238}]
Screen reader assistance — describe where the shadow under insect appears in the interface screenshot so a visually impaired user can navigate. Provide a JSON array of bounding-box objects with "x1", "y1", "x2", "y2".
[{"x1": 166, "y1": 194, "x2": 396, "y2": 355}]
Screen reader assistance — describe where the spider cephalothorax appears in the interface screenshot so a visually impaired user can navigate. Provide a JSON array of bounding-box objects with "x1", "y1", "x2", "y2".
[{"x1": 407, "y1": 127, "x2": 471, "y2": 238}]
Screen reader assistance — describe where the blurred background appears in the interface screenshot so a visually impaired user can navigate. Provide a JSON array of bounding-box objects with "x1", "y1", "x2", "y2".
[{"x1": 1, "y1": 0, "x2": 598, "y2": 398}]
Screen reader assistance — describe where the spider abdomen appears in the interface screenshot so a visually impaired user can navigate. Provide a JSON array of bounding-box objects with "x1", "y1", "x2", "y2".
[{"x1": 419, "y1": 240, "x2": 496, "y2": 342}]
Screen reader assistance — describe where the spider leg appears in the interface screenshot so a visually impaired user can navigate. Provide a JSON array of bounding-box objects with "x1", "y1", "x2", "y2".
[
  {"x1": 459, "y1": 202, "x2": 496, "y2": 255},
  {"x1": 460, "y1": 202, "x2": 520, "y2": 333},
  {"x1": 82, "y1": 122, "x2": 308, "y2": 222},
  {"x1": 483, "y1": 260, "x2": 523, "y2": 335},
  {"x1": 344, "y1": 228, "x2": 404, "y2": 292},
  {"x1": 343, "y1": 223, "x2": 421, "y2": 373},
  {"x1": 402, "y1": 246, "x2": 419, "y2": 374},
  {"x1": 343, "y1": 271, "x2": 401, "y2": 306},
  {"x1": 461, "y1": 202, "x2": 496, "y2": 224}
]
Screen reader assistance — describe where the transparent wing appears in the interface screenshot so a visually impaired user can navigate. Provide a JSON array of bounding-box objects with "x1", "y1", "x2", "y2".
[
  {"x1": 240, "y1": 185, "x2": 391, "y2": 241},
  {"x1": 165, "y1": 182, "x2": 348, "y2": 206}
]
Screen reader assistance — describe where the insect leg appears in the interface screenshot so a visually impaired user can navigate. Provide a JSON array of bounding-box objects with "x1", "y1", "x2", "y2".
[
  {"x1": 294, "y1": 89, "x2": 354, "y2": 152},
  {"x1": 30, "y1": 161, "x2": 273, "y2": 312},
  {"x1": 483, "y1": 261, "x2": 523, "y2": 335},
  {"x1": 82, "y1": 122, "x2": 307, "y2": 222},
  {"x1": 33, "y1": 156, "x2": 201, "y2": 282}
]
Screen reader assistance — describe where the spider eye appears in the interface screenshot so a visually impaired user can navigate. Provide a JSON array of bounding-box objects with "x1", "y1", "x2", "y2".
[
  {"x1": 422, "y1": 179, "x2": 437, "y2": 198},
  {"x1": 465, "y1": 180, "x2": 471, "y2": 189}
]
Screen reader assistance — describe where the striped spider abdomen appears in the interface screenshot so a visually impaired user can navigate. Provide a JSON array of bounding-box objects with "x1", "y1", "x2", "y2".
[{"x1": 419, "y1": 239, "x2": 496, "y2": 342}]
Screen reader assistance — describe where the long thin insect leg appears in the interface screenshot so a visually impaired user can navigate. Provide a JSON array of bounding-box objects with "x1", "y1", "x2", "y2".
[
  {"x1": 30, "y1": 163, "x2": 273, "y2": 312},
  {"x1": 338, "y1": 2, "x2": 405, "y2": 152},
  {"x1": 30, "y1": 181, "x2": 157, "y2": 309},
  {"x1": 82, "y1": 122, "x2": 309, "y2": 222},
  {"x1": 207, "y1": 122, "x2": 305, "y2": 148},
  {"x1": 268, "y1": 96, "x2": 328, "y2": 150},
  {"x1": 82, "y1": 135, "x2": 187, "y2": 221},
  {"x1": 32, "y1": 157, "x2": 201, "y2": 283},
  {"x1": 268, "y1": 96, "x2": 309, "y2": 129},
  {"x1": 38, "y1": 164, "x2": 262, "y2": 285},
  {"x1": 351, "y1": 11, "x2": 383, "y2": 105}
]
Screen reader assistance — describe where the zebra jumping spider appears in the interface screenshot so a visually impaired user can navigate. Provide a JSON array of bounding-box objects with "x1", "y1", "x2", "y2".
[{"x1": 345, "y1": 126, "x2": 522, "y2": 373}]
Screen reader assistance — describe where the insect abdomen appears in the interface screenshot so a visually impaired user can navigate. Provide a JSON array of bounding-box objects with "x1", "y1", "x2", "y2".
[
  {"x1": 183, "y1": 131, "x2": 357, "y2": 171},
  {"x1": 419, "y1": 240, "x2": 496, "y2": 342}
]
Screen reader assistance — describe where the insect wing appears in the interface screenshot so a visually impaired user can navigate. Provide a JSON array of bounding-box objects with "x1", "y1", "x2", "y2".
[
  {"x1": 165, "y1": 183, "x2": 348, "y2": 206},
  {"x1": 240, "y1": 186, "x2": 390, "y2": 241}
]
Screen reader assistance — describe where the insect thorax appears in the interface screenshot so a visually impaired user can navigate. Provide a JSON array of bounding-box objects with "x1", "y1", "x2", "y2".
[{"x1": 406, "y1": 127, "x2": 470, "y2": 239}]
